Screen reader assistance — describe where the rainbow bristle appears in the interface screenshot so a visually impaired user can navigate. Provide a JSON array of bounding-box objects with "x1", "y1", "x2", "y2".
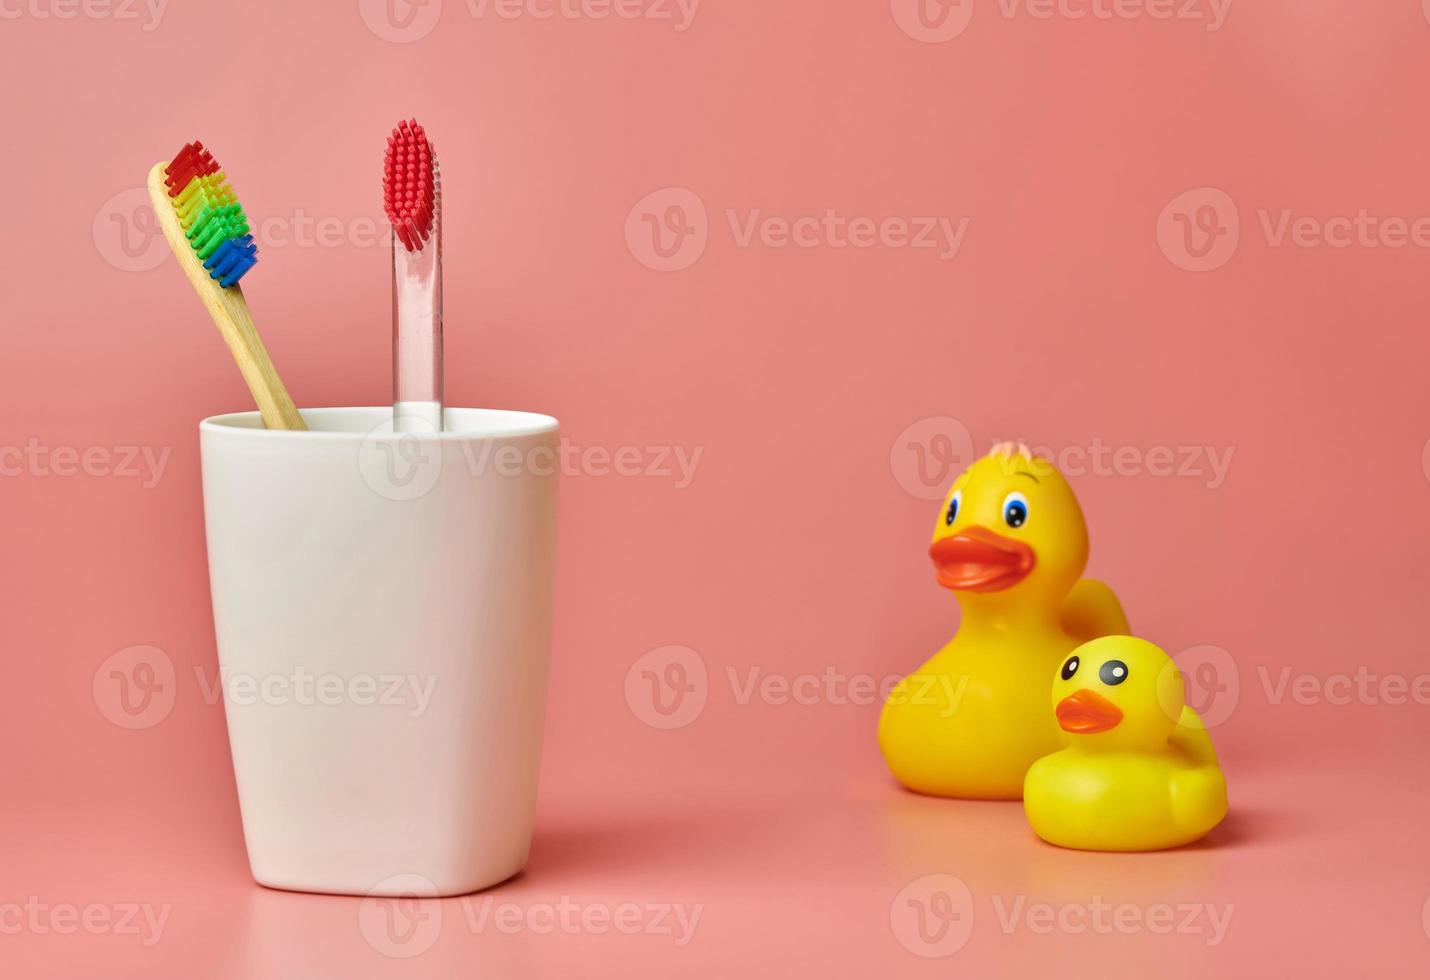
[
  {"x1": 173, "y1": 173, "x2": 237, "y2": 230},
  {"x1": 205, "y1": 235, "x2": 257, "y2": 288},
  {"x1": 188, "y1": 204, "x2": 250, "y2": 259},
  {"x1": 163, "y1": 141, "x2": 257, "y2": 287},
  {"x1": 165, "y1": 141, "x2": 220, "y2": 197}
]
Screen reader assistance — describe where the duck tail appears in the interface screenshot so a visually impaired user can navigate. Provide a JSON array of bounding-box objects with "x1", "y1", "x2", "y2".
[
  {"x1": 1059, "y1": 579, "x2": 1130, "y2": 642},
  {"x1": 1169, "y1": 760, "x2": 1229, "y2": 838},
  {"x1": 1170, "y1": 706, "x2": 1220, "y2": 767}
]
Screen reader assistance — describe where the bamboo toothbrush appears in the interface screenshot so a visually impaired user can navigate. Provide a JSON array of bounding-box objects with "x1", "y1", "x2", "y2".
[
  {"x1": 383, "y1": 119, "x2": 443, "y2": 433},
  {"x1": 147, "y1": 141, "x2": 305, "y2": 430}
]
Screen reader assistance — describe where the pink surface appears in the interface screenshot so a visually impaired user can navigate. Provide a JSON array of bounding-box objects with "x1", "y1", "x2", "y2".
[{"x1": 4, "y1": 0, "x2": 1430, "y2": 974}]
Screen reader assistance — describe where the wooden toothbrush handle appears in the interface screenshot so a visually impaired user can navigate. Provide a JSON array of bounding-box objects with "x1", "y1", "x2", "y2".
[{"x1": 146, "y1": 162, "x2": 306, "y2": 431}]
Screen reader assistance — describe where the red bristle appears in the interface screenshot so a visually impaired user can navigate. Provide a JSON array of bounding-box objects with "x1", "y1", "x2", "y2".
[
  {"x1": 165, "y1": 140, "x2": 220, "y2": 197},
  {"x1": 383, "y1": 118, "x2": 436, "y2": 253}
]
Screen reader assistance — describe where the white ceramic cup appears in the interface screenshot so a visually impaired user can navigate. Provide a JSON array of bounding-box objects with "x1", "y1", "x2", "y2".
[{"x1": 200, "y1": 407, "x2": 559, "y2": 897}]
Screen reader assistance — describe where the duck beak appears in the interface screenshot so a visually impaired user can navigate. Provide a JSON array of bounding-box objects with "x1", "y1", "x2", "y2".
[
  {"x1": 1055, "y1": 689, "x2": 1123, "y2": 734},
  {"x1": 929, "y1": 526, "x2": 1035, "y2": 592}
]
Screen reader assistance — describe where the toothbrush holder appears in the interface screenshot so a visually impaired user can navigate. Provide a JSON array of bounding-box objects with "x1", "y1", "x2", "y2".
[{"x1": 199, "y1": 406, "x2": 559, "y2": 897}]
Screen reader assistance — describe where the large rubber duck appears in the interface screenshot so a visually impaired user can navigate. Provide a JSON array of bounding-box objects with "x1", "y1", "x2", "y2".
[
  {"x1": 1024, "y1": 635, "x2": 1228, "y2": 851},
  {"x1": 878, "y1": 443, "x2": 1129, "y2": 799}
]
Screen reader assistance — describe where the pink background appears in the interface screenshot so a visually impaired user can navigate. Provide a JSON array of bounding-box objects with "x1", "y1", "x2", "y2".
[{"x1": 4, "y1": 0, "x2": 1430, "y2": 975}]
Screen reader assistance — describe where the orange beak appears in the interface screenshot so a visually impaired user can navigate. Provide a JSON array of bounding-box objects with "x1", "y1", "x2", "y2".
[
  {"x1": 929, "y1": 526, "x2": 1035, "y2": 592},
  {"x1": 1055, "y1": 689, "x2": 1123, "y2": 734}
]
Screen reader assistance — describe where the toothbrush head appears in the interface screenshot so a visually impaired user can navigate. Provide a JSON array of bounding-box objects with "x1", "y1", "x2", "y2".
[
  {"x1": 162, "y1": 141, "x2": 258, "y2": 288},
  {"x1": 383, "y1": 118, "x2": 436, "y2": 253}
]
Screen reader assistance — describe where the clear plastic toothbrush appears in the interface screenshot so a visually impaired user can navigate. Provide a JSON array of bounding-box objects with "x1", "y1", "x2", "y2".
[{"x1": 383, "y1": 119, "x2": 443, "y2": 433}]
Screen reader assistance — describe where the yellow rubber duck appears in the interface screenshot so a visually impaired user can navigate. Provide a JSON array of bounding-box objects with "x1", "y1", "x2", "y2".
[
  {"x1": 1024, "y1": 635, "x2": 1228, "y2": 851},
  {"x1": 878, "y1": 443, "x2": 1129, "y2": 799}
]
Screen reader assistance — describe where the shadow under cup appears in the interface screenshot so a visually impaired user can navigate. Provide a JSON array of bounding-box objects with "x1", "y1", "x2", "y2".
[{"x1": 199, "y1": 407, "x2": 560, "y2": 897}]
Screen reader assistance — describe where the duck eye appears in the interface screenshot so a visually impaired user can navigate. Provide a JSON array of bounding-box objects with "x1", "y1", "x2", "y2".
[
  {"x1": 1099, "y1": 660, "x2": 1129, "y2": 686},
  {"x1": 1061, "y1": 656, "x2": 1079, "y2": 680},
  {"x1": 945, "y1": 490, "x2": 962, "y2": 527},
  {"x1": 1002, "y1": 491, "x2": 1028, "y2": 529}
]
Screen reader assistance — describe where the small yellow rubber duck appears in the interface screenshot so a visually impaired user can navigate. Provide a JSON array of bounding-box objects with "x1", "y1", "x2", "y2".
[
  {"x1": 1024, "y1": 635, "x2": 1228, "y2": 851},
  {"x1": 878, "y1": 443, "x2": 1129, "y2": 799}
]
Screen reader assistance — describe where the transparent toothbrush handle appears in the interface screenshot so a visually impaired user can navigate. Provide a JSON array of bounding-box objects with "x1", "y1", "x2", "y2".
[{"x1": 393, "y1": 164, "x2": 443, "y2": 432}]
